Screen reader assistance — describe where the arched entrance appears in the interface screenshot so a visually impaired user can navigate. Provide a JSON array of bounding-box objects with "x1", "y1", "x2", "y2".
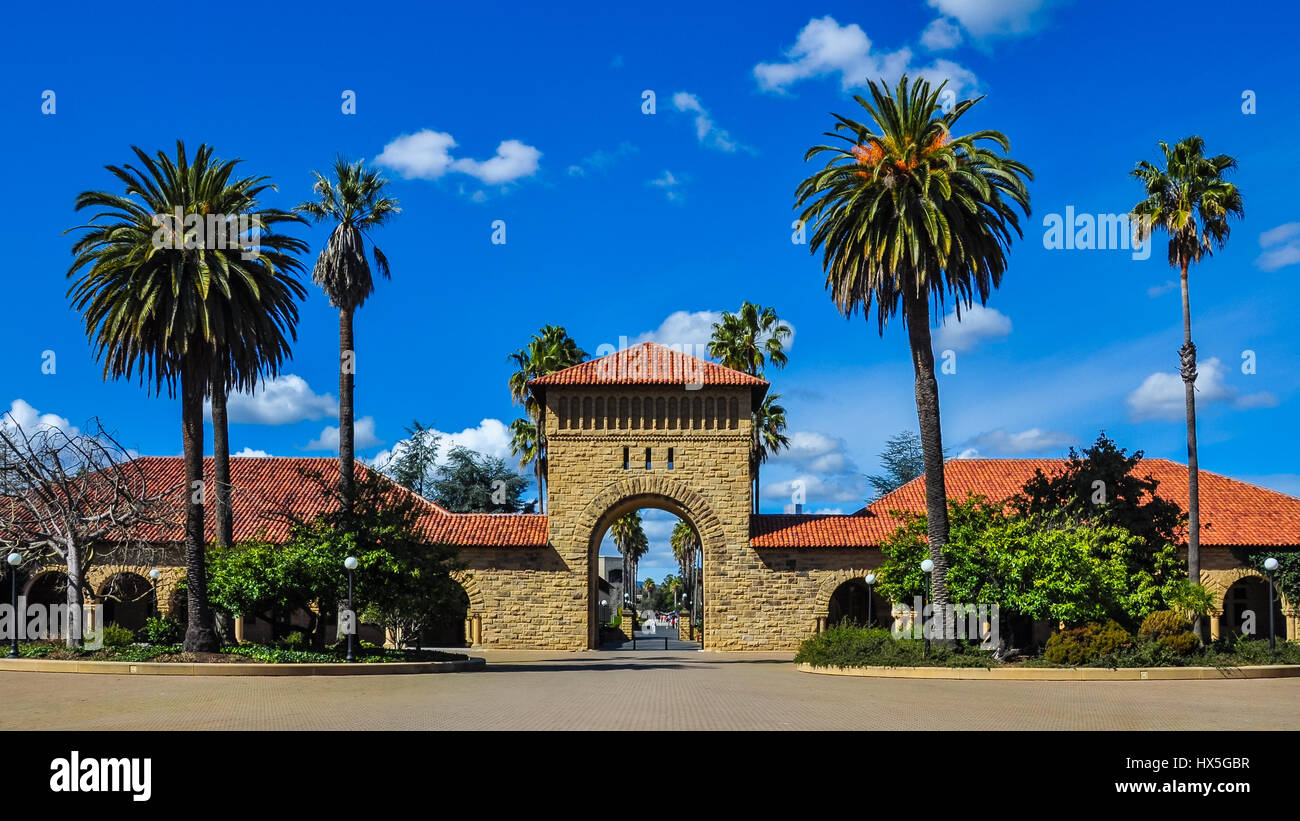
[
  {"x1": 99, "y1": 573, "x2": 155, "y2": 631},
  {"x1": 420, "y1": 580, "x2": 471, "y2": 648},
  {"x1": 24, "y1": 571, "x2": 69, "y2": 608},
  {"x1": 581, "y1": 476, "x2": 724, "y2": 650},
  {"x1": 1220, "y1": 576, "x2": 1286, "y2": 640},
  {"x1": 827, "y1": 578, "x2": 889, "y2": 628}
]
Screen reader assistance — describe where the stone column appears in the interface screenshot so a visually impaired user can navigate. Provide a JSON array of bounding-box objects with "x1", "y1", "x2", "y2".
[
  {"x1": 1208, "y1": 611, "x2": 1222, "y2": 641},
  {"x1": 233, "y1": 615, "x2": 245, "y2": 643},
  {"x1": 816, "y1": 616, "x2": 827, "y2": 634}
]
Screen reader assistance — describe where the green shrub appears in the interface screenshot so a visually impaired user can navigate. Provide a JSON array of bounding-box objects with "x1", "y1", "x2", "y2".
[
  {"x1": 100, "y1": 623, "x2": 135, "y2": 647},
  {"x1": 136, "y1": 616, "x2": 182, "y2": 645},
  {"x1": 1158, "y1": 631, "x2": 1201, "y2": 656},
  {"x1": 794, "y1": 625, "x2": 992, "y2": 669},
  {"x1": 1140, "y1": 610, "x2": 1191, "y2": 640},
  {"x1": 276, "y1": 631, "x2": 306, "y2": 648},
  {"x1": 1044, "y1": 621, "x2": 1133, "y2": 665}
]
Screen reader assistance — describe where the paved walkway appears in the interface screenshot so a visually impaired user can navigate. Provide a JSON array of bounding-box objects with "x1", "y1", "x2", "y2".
[{"x1": 3, "y1": 649, "x2": 1298, "y2": 730}]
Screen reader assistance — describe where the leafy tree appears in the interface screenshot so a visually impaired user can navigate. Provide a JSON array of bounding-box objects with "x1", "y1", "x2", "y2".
[
  {"x1": 208, "y1": 469, "x2": 463, "y2": 649},
  {"x1": 866, "y1": 430, "x2": 927, "y2": 500},
  {"x1": 1129, "y1": 136, "x2": 1244, "y2": 633},
  {"x1": 67, "y1": 141, "x2": 307, "y2": 652},
  {"x1": 507, "y1": 325, "x2": 588, "y2": 512},
  {"x1": 294, "y1": 158, "x2": 400, "y2": 509},
  {"x1": 1013, "y1": 432, "x2": 1185, "y2": 579},
  {"x1": 671, "y1": 520, "x2": 700, "y2": 619},
  {"x1": 381, "y1": 420, "x2": 441, "y2": 497},
  {"x1": 429, "y1": 446, "x2": 528, "y2": 513},
  {"x1": 796, "y1": 76, "x2": 1032, "y2": 621},
  {"x1": 708, "y1": 302, "x2": 792, "y2": 511}
]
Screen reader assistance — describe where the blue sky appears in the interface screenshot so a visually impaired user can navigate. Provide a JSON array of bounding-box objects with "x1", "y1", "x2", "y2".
[{"x1": 3, "y1": 0, "x2": 1297, "y2": 581}]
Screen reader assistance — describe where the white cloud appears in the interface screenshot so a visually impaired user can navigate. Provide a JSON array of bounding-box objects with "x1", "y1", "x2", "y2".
[
  {"x1": 305, "y1": 416, "x2": 382, "y2": 452},
  {"x1": 218, "y1": 374, "x2": 335, "y2": 426},
  {"x1": 671, "y1": 92, "x2": 743, "y2": 153},
  {"x1": 932, "y1": 304, "x2": 1012, "y2": 352},
  {"x1": 920, "y1": 18, "x2": 963, "y2": 50},
  {"x1": 1147, "y1": 280, "x2": 1177, "y2": 298},
  {"x1": 770, "y1": 431, "x2": 856, "y2": 474},
  {"x1": 1, "y1": 399, "x2": 76, "y2": 436},
  {"x1": 375, "y1": 130, "x2": 541, "y2": 185},
  {"x1": 1256, "y1": 222, "x2": 1300, "y2": 271},
  {"x1": 1126, "y1": 357, "x2": 1278, "y2": 421},
  {"x1": 232, "y1": 447, "x2": 271, "y2": 457},
  {"x1": 370, "y1": 418, "x2": 517, "y2": 473},
  {"x1": 753, "y1": 16, "x2": 977, "y2": 99},
  {"x1": 959, "y1": 427, "x2": 1076, "y2": 457},
  {"x1": 648, "y1": 170, "x2": 684, "y2": 201},
  {"x1": 762, "y1": 474, "x2": 863, "y2": 504},
  {"x1": 568, "y1": 142, "x2": 638, "y2": 178},
  {"x1": 631, "y1": 310, "x2": 721, "y2": 351},
  {"x1": 926, "y1": 0, "x2": 1052, "y2": 38}
]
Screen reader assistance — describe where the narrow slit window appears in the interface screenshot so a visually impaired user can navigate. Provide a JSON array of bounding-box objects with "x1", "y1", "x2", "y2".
[
  {"x1": 645, "y1": 447, "x2": 652, "y2": 470},
  {"x1": 622, "y1": 447, "x2": 629, "y2": 470},
  {"x1": 667, "y1": 448, "x2": 675, "y2": 470}
]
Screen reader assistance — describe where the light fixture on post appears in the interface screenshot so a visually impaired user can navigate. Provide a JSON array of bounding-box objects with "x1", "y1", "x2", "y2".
[
  {"x1": 1264, "y1": 557, "x2": 1279, "y2": 654},
  {"x1": 147, "y1": 568, "x2": 162, "y2": 618},
  {"x1": 920, "y1": 559, "x2": 934, "y2": 656},
  {"x1": 864, "y1": 572, "x2": 877, "y2": 627},
  {"x1": 343, "y1": 556, "x2": 359, "y2": 663},
  {"x1": 6, "y1": 552, "x2": 21, "y2": 658}
]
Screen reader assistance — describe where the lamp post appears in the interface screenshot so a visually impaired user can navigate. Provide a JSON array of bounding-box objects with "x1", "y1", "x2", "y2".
[
  {"x1": 920, "y1": 559, "x2": 934, "y2": 657},
  {"x1": 1264, "y1": 557, "x2": 1279, "y2": 654},
  {"x1": 864, "y1": 572, "x2": 877, "y2": 627},
  {"x1": 343, "y1": 556, "x2": 358, "y2": 663},
  {"x1": 147, "y1": 568, "x2": 161, "y2": 619},
  {"x1": 7, "y1": 552, "x2": 21, "y2": 658}
]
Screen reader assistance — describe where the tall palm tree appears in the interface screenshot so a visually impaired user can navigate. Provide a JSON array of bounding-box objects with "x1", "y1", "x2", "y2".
[
  {"x1": 508, "y1": 325, "x2": 587, "y2": 512},
  {"x1": 752, "y1": 393, "x2": 790, "y2": 511},
  {"x1": 67, "y1": 141, "x2": 307, "y2": 652},
  {"x1": 294, "y1": 158, "x2": 400, "y2": 509},
  {"x1": 708, "y1": 302, "x2": 793, "y2": 511},
  {"x1": 611, "y1": 511, "x2": 648, "y2": 614},
  {"x1": 1130, "y1": 137, "x2": 1243, "y2": 635},
  {"x1": 670, "y1": 519, "x2": 700, "y2": 624},
  {"x1": 795, "y1": 76, "x2": 1031, "y2": 623}
]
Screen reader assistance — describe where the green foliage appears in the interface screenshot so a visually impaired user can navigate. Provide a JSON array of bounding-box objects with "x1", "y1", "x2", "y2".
[
  {"x1": 1163, "y1": 579, "x2": 1216, "y2": 619},
  {"x1": 381, "y1": 420, "x2": 440, "y2": 497},
  {"x1": 795, "y1": 625, "x2": 992, "y2": 669},
  {"x1": 1044, "y1": 621, "x2": 1133, "y2": 665},
  {"x1": 1014, "y1": 432, "x2": 1185, "y2": 579},
  {"x1": 866, "y1": 431, "x2": 927, "y2": 500},
  {"x1": 1140, "y1": 610, "x2": 1191, "y2": 640},
  {"x1": 136, "y1": 616, "x2": 182, "y2": 645},
  {"x1": 429, "y1": 446, "x2": 528, "y2": 513},
  {"x1": 100, "y1": 623, "x2": 135, "y2": 647}
]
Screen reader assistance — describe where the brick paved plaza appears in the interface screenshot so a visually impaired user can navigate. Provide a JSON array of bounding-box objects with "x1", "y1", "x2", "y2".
[{"x1": 4, "y1": 650, "x2": 1298, "y2": 731}]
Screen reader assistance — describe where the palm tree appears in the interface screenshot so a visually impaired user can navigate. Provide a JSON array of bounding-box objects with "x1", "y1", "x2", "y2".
[
  {"x1": 795, "y1": 76, "x2": 1032, "y2": 624},
  {"x1": 611, "y1": 511, "x2": 648, "y2": 615},
  {"x1": 671, "y1": 519, "x2": 700, "y2": 630},
  {"x1": 708, "y1": 301, "x2": 792, "y2": 374},
  {"x1": 708, "y1": 302, "x2": 793, "y2": 511},
  {"x1": 294, "y1": 158, "x2": 400, "y2": 509},
  {"x1": 1130, "y1": 137, "x2": 1243, "y2": 635},
  {"x1": 508, "y1": 326, "x2": 587, "y2": 512},
  {"x1": 67, "y1": 141, "x2": 307, "y2": 652},
  {"x1": 752, "y1": 393, "x2": 790, "y2": 511}
]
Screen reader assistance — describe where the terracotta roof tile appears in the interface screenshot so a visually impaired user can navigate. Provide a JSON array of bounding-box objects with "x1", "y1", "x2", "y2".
[
  {"x1": 528, "y1": 342, "x2": 768, "y2": 389},
  {"x1": 751, "y1": 458, "x2": 1300, "y2": 549},
  {"x1": 73, "y1": 457, "x2": 548, "y2": 548}
]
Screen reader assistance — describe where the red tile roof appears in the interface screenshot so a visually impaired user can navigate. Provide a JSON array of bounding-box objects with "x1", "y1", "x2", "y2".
[
  {"x1": 528, "y1": 342, "x2": 768, "y2": 390},
  {"x1": 70, "y1": 457, "x2": 548, "y2": 548},
  {"x1": 751, "y1": 458, "x2": 1300, "y2": 549}
]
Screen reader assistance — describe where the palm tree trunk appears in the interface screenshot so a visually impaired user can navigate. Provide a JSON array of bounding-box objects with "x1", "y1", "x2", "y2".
[
  {"x1": 339, "y1": 305, "x2": 356, "y2": 510},
  {"x1": 1179, "y1": 260, "x2": 1202, "y2": 638},
  {"x1": 181, "y1": 363, "x2": 219, "y2": 652},
  {"x1": 211, "y1": 374, "x2": 233, "y2": 551},
  {"x1": 903, "y1": 287, "x2": 951, "y2": 638}
]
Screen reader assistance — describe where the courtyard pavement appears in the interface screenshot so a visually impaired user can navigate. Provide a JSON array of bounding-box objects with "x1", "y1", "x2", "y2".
[{"x1": 3, "y1": 648, "x2": 1298, "y2": 731}]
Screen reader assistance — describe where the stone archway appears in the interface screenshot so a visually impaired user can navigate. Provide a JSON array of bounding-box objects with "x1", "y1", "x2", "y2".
[
  {"x1": 580, "y1": 475, "x2": 725, "y2": 649},
  {"x1": 814, "y1": 569, "x2": 888, "y2": 632}
]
